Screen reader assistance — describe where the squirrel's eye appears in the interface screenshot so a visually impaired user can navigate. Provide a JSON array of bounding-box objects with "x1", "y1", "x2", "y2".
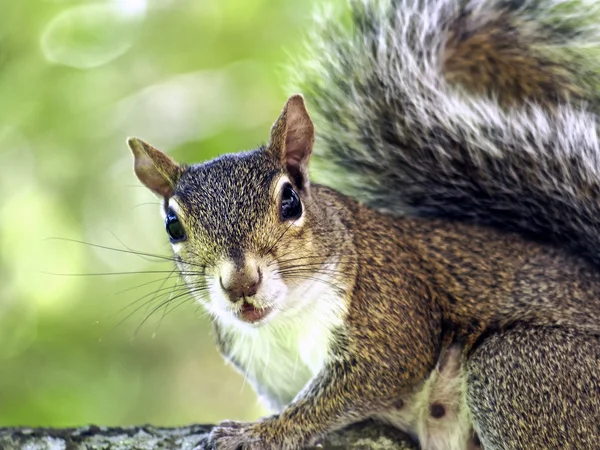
[
  {"x1": 165, "y1": 209, "x2": 186, "y2": 243},
  {"x1": 280, "y1": 184, "x2": 302, "y2": 221}
]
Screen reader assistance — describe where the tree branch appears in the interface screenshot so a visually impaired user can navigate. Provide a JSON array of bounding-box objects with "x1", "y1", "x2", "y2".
[{"x1": 0, "y1": 421, "x2": 418, "y2": 449}]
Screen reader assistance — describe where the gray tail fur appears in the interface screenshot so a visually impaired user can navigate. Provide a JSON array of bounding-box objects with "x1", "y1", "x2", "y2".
[{"x1": 292, "y1": 0, "x2": 600, "y2": 266}]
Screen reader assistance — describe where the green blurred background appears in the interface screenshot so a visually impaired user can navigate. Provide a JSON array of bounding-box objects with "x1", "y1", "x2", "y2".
[{"x1": 0, "y1": 0, "x2": 322, "y2": 427}]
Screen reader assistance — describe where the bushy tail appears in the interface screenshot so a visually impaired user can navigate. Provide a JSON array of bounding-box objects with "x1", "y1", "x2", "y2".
[{"x1": 293, "y1": 0, "x2": 600, "y2": 265}]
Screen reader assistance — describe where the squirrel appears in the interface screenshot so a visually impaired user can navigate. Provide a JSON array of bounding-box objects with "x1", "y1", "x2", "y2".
[{"x1": 126, "y1": 0, "x2": 600, "y2": 448}]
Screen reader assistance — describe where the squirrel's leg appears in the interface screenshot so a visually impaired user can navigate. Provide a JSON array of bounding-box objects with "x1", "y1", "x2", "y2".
[
  {"x1": 209, "y1": 324, "x2": 439, "y2": 450},
  {"x1": 207, "y1": 268, "x2": 441, "y2": 449},
  {"x1": 466, "y1": 326, "x2": 600, "y2": 449},
  {"x1": 207, "y1": 350, "x2": 432, "y2": 450}
]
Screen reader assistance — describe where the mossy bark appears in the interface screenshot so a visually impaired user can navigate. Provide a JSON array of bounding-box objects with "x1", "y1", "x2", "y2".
[{"x1": 0, "y1": 421, "x2": 418, "y2": 450}]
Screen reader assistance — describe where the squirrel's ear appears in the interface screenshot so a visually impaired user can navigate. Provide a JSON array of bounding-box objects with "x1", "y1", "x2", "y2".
[
  {"x1": 127, "y1": 137, "x2": 182, "y2": 198},
  {"x1": 268, "y1": 94, "x2": 315, "y2": 189}
]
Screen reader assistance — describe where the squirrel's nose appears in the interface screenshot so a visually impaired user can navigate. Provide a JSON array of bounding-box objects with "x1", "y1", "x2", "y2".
[{"x1": 219, "y1": 267, "x2": 262, "y2": 303}]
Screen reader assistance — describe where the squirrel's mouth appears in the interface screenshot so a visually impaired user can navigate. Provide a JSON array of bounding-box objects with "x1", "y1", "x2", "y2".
[{"x1": 237, "y1": 301, "x2": 272, "y2": 323}]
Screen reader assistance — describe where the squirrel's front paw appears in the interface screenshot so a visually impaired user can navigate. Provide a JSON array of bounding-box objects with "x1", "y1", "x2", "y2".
[
  {"x1": 207, "y1": 417, "x2": 302, "y2": 450},
  {"x1": 207, "y1": 421, "x2": 274, "y2": 450}
]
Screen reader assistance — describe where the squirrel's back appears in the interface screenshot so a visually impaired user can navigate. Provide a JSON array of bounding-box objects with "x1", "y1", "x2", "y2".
[{"x1": 293, "y1": 0, "x2": 600, "y2": 266}]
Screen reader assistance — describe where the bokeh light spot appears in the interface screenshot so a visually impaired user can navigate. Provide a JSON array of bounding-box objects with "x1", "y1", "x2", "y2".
[{"x1": 40, "y1": 3, "x2": 145, "y2": 69}]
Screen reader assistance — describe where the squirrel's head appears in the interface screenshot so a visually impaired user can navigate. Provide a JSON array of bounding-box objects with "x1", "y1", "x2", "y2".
[{"x1": 128, "y1": 95, "x2": 342, "y2": 329}]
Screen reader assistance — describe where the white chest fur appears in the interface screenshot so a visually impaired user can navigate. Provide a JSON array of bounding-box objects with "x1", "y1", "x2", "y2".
[{"x1": 218, "y1": 278, "x2": 347, "y2": 412}]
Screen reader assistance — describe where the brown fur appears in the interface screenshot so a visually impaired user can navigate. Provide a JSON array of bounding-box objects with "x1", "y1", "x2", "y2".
[
  {"x1": 467, "y1": 326, "x2": 600, "y2": 449},
  {"x1": 208, "y1": 183, "x2": 600, "y2": 448},
  {"x1": 443, "y1": 11, "x2": 584, "y2": 108}
]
